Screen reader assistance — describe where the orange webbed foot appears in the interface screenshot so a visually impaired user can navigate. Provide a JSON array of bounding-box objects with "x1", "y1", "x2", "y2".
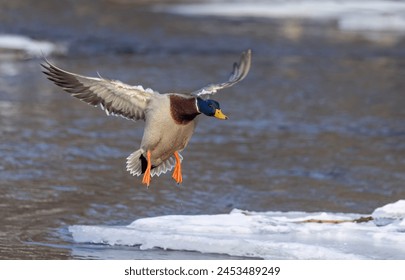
[
  {"x1": 172, "y1": 151, "x2": 183, "y2": 184},
  {"x1": 142, "y1": 150, "x2": 152, "y2": 187}
]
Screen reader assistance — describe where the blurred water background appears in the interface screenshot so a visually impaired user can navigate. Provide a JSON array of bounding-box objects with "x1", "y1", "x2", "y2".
[{"x1": 0, "y1": 0, "x2": 404, "y2": 259}]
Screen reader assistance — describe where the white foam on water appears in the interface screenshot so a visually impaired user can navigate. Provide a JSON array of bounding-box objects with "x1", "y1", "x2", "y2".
[{"x1": 69, "y1": 200, "x2": 405, "y2": 259}]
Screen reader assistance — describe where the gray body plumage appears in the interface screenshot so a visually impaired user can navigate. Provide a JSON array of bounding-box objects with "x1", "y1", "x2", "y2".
[
  {"x1": 41, "y1": 50, "x2": 251, "y2": 178},
  {"x1": 127, "y1": 94, "x2": 197, "y2": 177}
]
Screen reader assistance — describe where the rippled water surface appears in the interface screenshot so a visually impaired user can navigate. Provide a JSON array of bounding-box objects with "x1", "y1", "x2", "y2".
[{"x1": 1, "y1": 0, "x2": 405, "y2": 259}]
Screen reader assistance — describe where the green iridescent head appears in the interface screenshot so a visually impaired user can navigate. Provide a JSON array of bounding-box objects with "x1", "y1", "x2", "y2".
[{"x1": 196, "y1": 98, "x2": 228, "y2": 120}]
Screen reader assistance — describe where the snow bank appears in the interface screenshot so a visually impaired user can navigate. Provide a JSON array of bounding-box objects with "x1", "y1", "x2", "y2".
[
  {"x1": 69, "y1": 200, "x2": 405, "y2": 259},
  {"x1": 0, "y1": 34, "x2": 65, "y2": 57},
  {"x1": 156, "y1": 0, "x2": 405, "y2": 33},
  {"x1": 372, "y1": 200, "x2": 405, "y2": 227}
]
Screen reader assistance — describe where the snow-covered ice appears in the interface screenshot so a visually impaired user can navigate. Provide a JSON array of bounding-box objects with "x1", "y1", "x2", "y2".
[
  {"x1": 373, "y1": 200, "x2": 405, "y2": 227},
  {"x1": 69, "y1": 200, "x2": 405, "y2": 259},
  {"x1": 0, "y1": 34, "x2": 65, "y2": 57},
  {"x1": 156, "y1": 0, "x2": 405, "y2": 33}
]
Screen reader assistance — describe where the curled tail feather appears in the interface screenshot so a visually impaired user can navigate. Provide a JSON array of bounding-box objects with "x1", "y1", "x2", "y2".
[{"x1": 126, "y1": 149, "x2": 183, "y2": 177}]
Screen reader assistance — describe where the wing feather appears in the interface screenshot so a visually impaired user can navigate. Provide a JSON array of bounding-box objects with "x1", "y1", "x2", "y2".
[
  {"x1": 41, "y1": 60, "x2": 159, "y2": 121},
  {"x1": 191, "y1": 49, "x2": 251, "y2": 98}
]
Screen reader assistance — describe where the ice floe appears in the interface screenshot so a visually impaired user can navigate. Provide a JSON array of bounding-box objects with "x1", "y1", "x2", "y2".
[
  {"x1": 69, "y1": 200, "x2": 405, "y2": 259},
  {"x1": 372, "y1": 200, "x2": 405, "y2": 227},
  {"x1": 157, "y1": 0, "x2": 405, "y2": 33},
  {"x1": 0, "y1": 34, "x2": 65, "y2": 58}
]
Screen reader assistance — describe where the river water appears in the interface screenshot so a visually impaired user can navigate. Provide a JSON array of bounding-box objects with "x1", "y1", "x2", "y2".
[{"x1": 1, "y1": 0, "x2": 405, "y2": 259}]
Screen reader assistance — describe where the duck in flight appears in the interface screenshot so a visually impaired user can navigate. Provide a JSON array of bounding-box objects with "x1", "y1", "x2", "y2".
[{"x1": 42, "y1": 50, "x2": 251, "y2": 187}]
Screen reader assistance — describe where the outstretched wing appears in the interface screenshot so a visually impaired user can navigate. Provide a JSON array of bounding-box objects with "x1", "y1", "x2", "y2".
[
  {"x1": 191, "y1": 49, "x2": 251, "y2": 98},
  {"x1": 41, "y1": 60, "x2": 159, "y2": 121}
]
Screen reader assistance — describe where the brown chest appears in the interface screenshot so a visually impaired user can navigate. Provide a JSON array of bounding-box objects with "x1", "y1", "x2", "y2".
[{"x1": 169, "y1": 95, "x2": 200, "y2": 125}]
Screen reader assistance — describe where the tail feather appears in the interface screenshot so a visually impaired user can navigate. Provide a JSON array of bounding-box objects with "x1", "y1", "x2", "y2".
[
  {"x1": 126, "y1": 149, "x2": 183, "y2": 177},
  {"x1": 139, "y1": 153, "x2": 149, "y2": 174},
  {"x1": 126, "y1": 149, "x2": 145, "y2": 176}
]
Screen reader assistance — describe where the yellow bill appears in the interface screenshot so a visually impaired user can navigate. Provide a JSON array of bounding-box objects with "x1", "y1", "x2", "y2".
[{"x1": 214, "y1": 109, "x2": 228, "y2": 120}]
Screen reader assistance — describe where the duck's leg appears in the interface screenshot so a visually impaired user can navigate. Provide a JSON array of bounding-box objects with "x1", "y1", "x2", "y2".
[
  {"x1": 172, "y1": 151, "x2": 183, "y2": 184},
  {"x1": 142, "y1": 150, "x2": 152, "y2": 187}
]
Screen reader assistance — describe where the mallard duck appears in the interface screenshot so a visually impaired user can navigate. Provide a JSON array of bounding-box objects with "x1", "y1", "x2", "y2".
[{"x1": 42, "y1": 50, "x2": 251, "y2": 187}]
